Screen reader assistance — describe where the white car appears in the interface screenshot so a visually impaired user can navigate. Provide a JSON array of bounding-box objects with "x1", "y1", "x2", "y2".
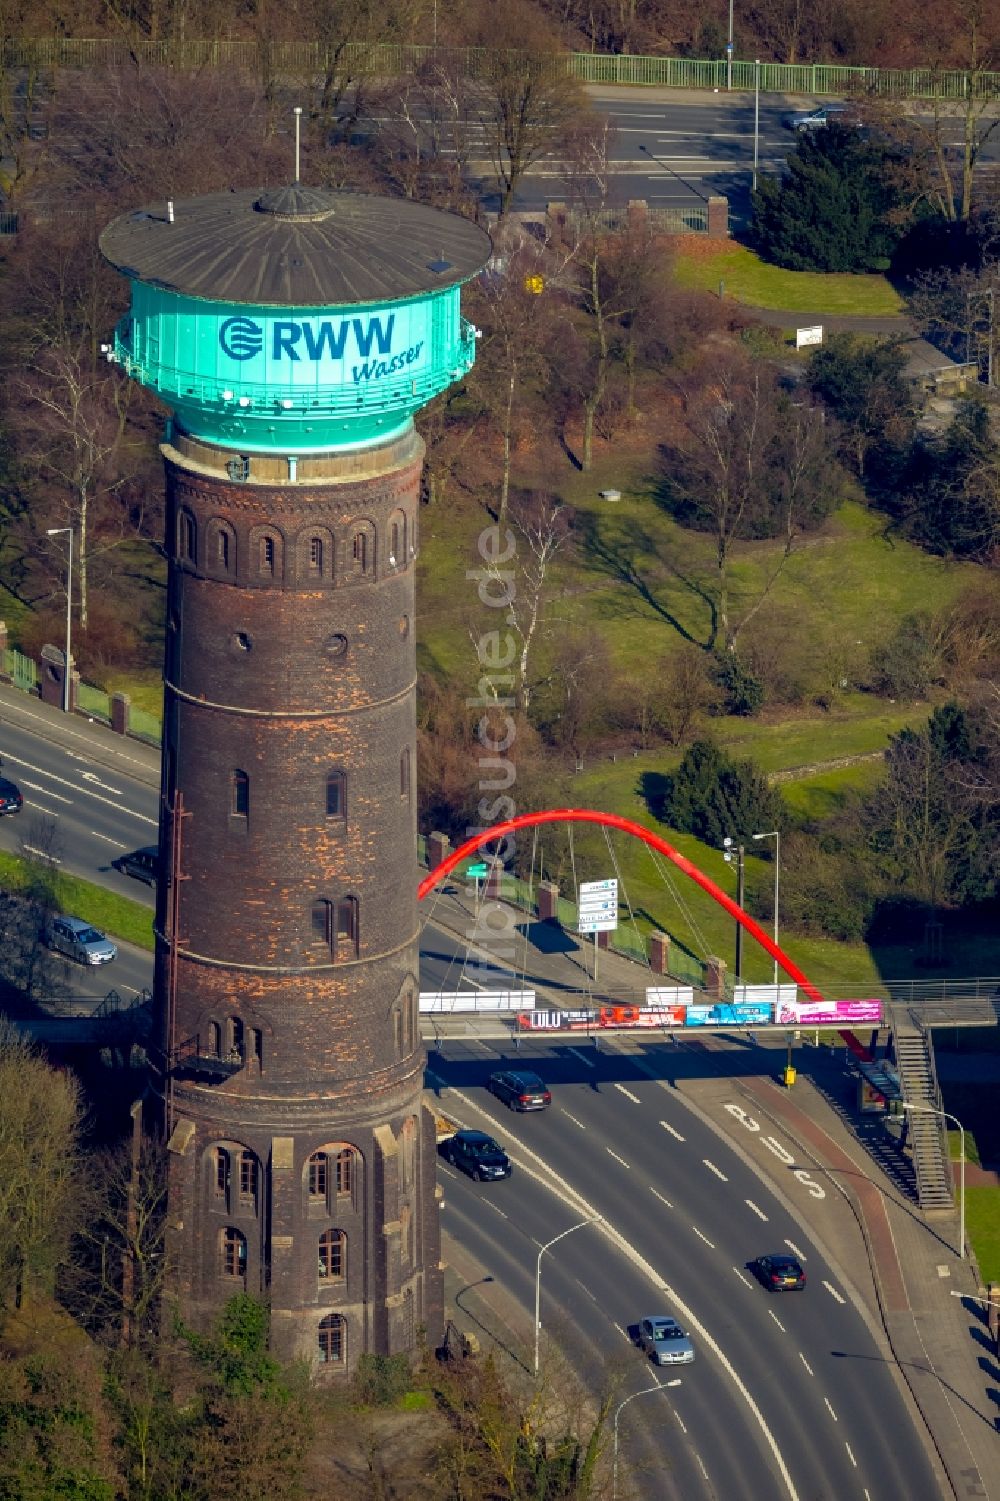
[{"x1": 786, "y1": 103, "x2": 855, "y2": 132}]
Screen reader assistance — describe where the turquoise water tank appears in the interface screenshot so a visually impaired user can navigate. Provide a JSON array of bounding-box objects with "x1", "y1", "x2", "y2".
[{"x1": 100, "y1": 185, "x2": 492, "y2": 452}]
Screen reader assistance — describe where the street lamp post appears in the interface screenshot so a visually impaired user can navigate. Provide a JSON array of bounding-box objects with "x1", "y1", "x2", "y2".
[
  {"x1": 902, "y1": 1101, "x2": 965, "y2": 1259},
  {"x1": 534, "y1": 1215, "x2": 601, "y2": 1376},
  {"x1": 752, "y1": 830, "x2": 780, "y2": 983},
  {"x1": 722, "y1": 837, "x2": 745, "y2": 980},
  {"x1": 726, "y1": 0, "x2": 734, "y2": 90},
  {"x1": 752, "y1": 59, "x2": 761, "y2": 192},
  {"x1": 46, "y1": 526, "x2": 74, "y2": 713},
  {"x1": 613, "y1": 1380, "x2": 680, "y2": 1498}
]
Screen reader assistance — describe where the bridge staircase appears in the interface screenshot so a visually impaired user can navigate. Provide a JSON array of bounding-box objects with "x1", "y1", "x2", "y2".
[{"x1": 889, "y1": 1007, "x2": 954, "y2": 1213}]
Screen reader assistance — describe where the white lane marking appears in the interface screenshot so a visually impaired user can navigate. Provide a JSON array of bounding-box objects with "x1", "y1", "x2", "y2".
[
  {"x1": 650, "y1": 1188, "x2": 673, "y2": 1208},
  {"x1": 483, "y1": 1200, "x2": 508, "y2": 1220},
  {"x1": 692, "y1": 1226, "x2": 715, "y2": 1249},
  {"x1": 20, "y1": 780, "x2": 72, "y2": 803},
  {"x1": 823, "y1": 1280, "x2": 846, "y2": 1304},
  {"x1": 799, "y1": 1352, "x2": 813, "y2": 1376},
  {"x1": 567, "y1": 1046, "x2": 596, "y2": 1068},
  {"x1": 845, "y1": 1443, "x2": 857, "y2": 1468},
  {"x1": 675, "y1": 1410, "x2": 688, "y2": 1434},
  {"x1": 442, "y1": 1084, "x2": 801, "y2": 1501},
  {"x1": 614, "y1": 1322, "x2": 628, "y2": 1339},
  {"x1": 733, "y1": 1267, "x2": 753, "y2": 1288},
  {"x1": 606, "y1": 1149, "x2": 631, "y2": 1169},
  {"x1": 80, "y1": 770, "x2": 123, "y2": 795},
  {"x1": 824, "y1": 1397, "x2": 838, "y2": 1422},
  {"x1": 696, "y1": 1455, "x2": 709, "y2": 1480},
  {"x1": 746, "y1": 1199, "x2": 768, "y2": 1220},
  {"x1": 92, "y1": 832, "x2": 127, "y2": 847},
  {"x1": 660, "y1": 1120, "x2": 685, "y2": 1141},
  {"x1": 768, "y1": 1310, "x2": 785, "y2": 1332},
  {"x1": 614, "y1": 1083, "x2": 641, "y2": 1103},
  {"x1": 784, "y1": 1239, "x2": 806, "y2": 1259},
  {"x1": 703, "y1": 1159, "x2": 728, "y2": 1181},
  {"x1": 561, "y1": 1110, "x2": 587, "y2": 1130},
  {"x1": 22, "y1": 844, "x2": 61, "y2": 862},
  {"x1": 9, "y1": 759, "x2": 158, "y2": 825}
]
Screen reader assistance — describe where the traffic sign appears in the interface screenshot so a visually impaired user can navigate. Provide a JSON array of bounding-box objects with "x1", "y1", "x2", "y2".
[
  {"x1": 466, "y1": 862, "x2": 489, "y2": 878},
  {"x1": 579, "y1": 876, "x2": 618, "y2": 933}
]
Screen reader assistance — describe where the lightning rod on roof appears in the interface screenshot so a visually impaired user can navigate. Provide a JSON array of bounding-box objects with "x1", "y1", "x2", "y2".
[{"x1": 293, "y1": 106, "x2": 302, "y2": 184}]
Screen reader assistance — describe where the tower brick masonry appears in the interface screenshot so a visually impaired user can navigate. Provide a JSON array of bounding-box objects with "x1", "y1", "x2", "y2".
[
  {"x1": 157, "y1": 427, "x2": 439, "y2": 1366},
  {"x1": 100, "y1": 183, "x2": 490, "y2": 1371}
]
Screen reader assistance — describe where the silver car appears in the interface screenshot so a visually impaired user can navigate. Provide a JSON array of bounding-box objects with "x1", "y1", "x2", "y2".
[
  {"x1": 786, "y1": 103, "x2": 853, "y2": 132},
  {"x1": 47, "y1": 915, "x2": 118, "y2": 966},
  {"x1": 637, "y1": 1316, "x2": 695, "y2": 1365}
]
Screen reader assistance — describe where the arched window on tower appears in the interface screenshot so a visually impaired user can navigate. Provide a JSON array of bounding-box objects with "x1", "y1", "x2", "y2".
[
  {"x1": 388, "y1": 510, "x2": 406, "y2": 569},
  {"x1": 214, "y1": 1147, "x2": 229, "y2": 1200},
  {"x1": 239, "y1": 1150, "x2": 257, "y2": 1205},
  {"x1": 318, "y1": 1228, "x2": 345, "y2": 1281},
  {"x1": 326, "y1": 771, "x2": 346, "y2": 820},
  {"x1": 231, "y1": 768, "x2": 249, "y2": 820},
  {"x1": 400, "y1": 747, "x2": 411, "y2": 802},
  {"x1": 317, "y1": 1313, "x2": 345, "y2": 1366},
  {"x1": 178, "y1": 509, "x2": 196, "y2": 564},
  {"x1": 308, "y1": 1152, "x2": 328, "y2": 1200},
  {"x1": 206, "y1": 1020, "x2": 221, "y2": 1058},
  {"x1": 334, "y1": 897, "x2": 358, "y2": 961}
]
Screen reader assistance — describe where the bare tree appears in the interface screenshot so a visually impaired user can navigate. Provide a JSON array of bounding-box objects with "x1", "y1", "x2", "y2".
[
  {"x1": 0, "y1": 1020, "x2": 83, "y2": 1307},
  {"x1": 20, "y1": 343, "x2": 142, "y2": 630},
  {"x1": 471, "y1": 0, "x2": 593, "y2": 216}
]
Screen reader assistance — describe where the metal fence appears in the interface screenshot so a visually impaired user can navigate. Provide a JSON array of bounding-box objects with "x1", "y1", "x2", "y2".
[
  {"x1": 1, "y1": 37, "x2": 998, "y2": 102},
  {"x1": 1, "y1": 647, "x2": 37, "y2": 693},
  {"x1": 77, "y1": 680, "x2": 111, "y2": 723},
  {"x1": 0, "y1": 212, "x2": 18, "y2": 236},
  {"x1": 572, "y1": 203, "x2": 709, "y2": 234},
  {"x1": 128, "y1": 705, "x2": 161, "y2": 744}
]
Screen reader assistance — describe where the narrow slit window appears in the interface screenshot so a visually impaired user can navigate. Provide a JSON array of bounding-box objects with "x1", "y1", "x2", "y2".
[
  {"x1": 231, "y1": 768, "x2": 249, "y2": 818},
  {"x1": 214, "y1": 1148, "x2": 228, "y2": 1198},
  {"x1": 334, "y1": 897, "x2": 358, "y2": 961},
  {"x1": 326, "y1": 772, "x2": 346, "y2": 820},
  {"x1": 260, "y1": 535, "x2": 275, "y2": 576},
  {"x1": 308, "y1": 1152, "x2": 328, "y2": 1199},
  {"x1": 222, "y1": 1227, "x2": 247, "y2": 1279},
  {"x1": 239, "y1": 1151, "x2": 256, "y2": 1202},
  {"x1": 335, "y1": 1148, "x2": 353, "y2": 1197},
  {"x1": 318, "y1": 1229, "x2": 345, "y2": 1280},
  {"x1": 308, "y1": 536, "x2": 323, "y2": 575}
]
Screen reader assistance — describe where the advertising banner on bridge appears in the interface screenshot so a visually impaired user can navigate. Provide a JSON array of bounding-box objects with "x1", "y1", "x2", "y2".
[
  {"x1": 776, "y1": 998, "x2": 882, "y2": 1026},
  {"x1": 684, "y1": 1002, "x2": 774, "y2": 1027}
]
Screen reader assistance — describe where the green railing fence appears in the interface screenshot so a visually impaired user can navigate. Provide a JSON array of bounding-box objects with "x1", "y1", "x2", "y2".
[
  {"x1": 1, "y1": 647, "x2": 36, "y2": 693},
  {"x1": 128, "y1": 705, "x2": 161, "y2": 744},
  {"x1": 1, "y1": 37, "x2": 998, "y2": 103},
  {"x1": 76, "y1": 681, "x2": 112, "y2": 722}
]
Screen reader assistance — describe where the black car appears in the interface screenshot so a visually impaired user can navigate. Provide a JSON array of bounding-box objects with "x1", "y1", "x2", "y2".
[
  {"x1": 0, "y1": 776, "x2": 23, "y2": 816},
  {"x1": 443, "y1": 1130, "x2": 512, "y2": 1181},
  {"x1": 488, "y1": 1069, "x2": 552, "y2": 1111},
  {"x1": 111, "y1": 846, "x2": 159, "y2": 884},
  {"x1": 755, "y1": 1254, "x2": 806, "y2": 1291}
]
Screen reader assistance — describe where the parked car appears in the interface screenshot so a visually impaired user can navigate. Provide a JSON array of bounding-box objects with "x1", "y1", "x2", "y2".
[
  {"x1": 0, "y1": 776, "x2": 23, "y2": 815},
  {"x1": 755, "y1": 1253, "x2": 806, "y2": 1290},
  {"x1": 443, "y1": 1130, "x2": 512, "y2": 1181},
  {"x1": 785, "y1": 102, "x2": 855, "y2": 131},
  {"x1": 47, "y1": 915, "x2": 117, "y2": 966},
  {"x1": 112, "y1": 845, "x2": 159, "y2": 884},
  {"x1": 488, "y1": 1069, "x2": 552, "y2": 1111},
  {"x1": 637, "y1": 1316, "x2": 696, "y2": 1365}
]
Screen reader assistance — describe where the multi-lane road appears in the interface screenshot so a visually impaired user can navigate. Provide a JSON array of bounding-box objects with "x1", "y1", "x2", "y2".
[{"x1": 0, "y1": 696, "x2": 949, "y2": 1497}]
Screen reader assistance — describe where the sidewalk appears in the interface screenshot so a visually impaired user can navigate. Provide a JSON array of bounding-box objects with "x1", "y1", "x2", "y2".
[{"x1": 0, "y1": 679, "x2": 161, "y2": 788}]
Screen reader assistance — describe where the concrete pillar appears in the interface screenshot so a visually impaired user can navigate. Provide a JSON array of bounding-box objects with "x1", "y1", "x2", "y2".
[
  {"x1": 485, "y1": 861, "x2": 505, "y2": 900},
  {"x1": 546, "y1": 201, "x2": 568, "y2": 242},
  {"x1": 39, "y1": 642, "x2": 76, "y2": 710},
  {"x1": 707, "y1": 196, "x2": 730, "y2": 239},
  {"x1": 627, "y1": 198, "x2": 648, "y2": 229},
  {"x1": 649, "y1": 931, "x2": 671, "y2": 975},
  {"x1": 427, "y1": 831, "x2": 450, "y2": 873},
  {"x1": 537, "y1": 880, "x2": 561, "y2": 922},
  {"x1": 112, "y1": 692, "x2": 130, "y2": 736},
  {"x1": 704, "y1": 956, "x2": 728, "y2": 998}
]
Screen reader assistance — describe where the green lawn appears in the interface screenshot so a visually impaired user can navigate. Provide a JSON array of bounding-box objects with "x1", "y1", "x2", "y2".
[
  {"x1": 965, "y1": 1188, "x2": 1000, "y2": 1285},
  {"x1": 0, "y1": 851, "x2": 154, "y2": 952},
  {"x1": 672, "y1": 240, "x2": 905, "y2": 316}
]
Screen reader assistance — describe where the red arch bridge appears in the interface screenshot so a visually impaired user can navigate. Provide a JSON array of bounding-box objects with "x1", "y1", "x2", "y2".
[{"x1": 418, "y1": 808, "x2": 875, "y2": 1062}]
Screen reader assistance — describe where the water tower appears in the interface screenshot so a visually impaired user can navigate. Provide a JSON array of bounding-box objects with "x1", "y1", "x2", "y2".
[{"x1": 100, "y1": 180, "x2": 490, "y2": 1369}]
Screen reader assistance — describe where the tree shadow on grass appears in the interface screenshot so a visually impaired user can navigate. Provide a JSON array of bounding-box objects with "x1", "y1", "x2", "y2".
[{"x1": 575, "y1": 508, "x2": 717, "y2": 649}]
